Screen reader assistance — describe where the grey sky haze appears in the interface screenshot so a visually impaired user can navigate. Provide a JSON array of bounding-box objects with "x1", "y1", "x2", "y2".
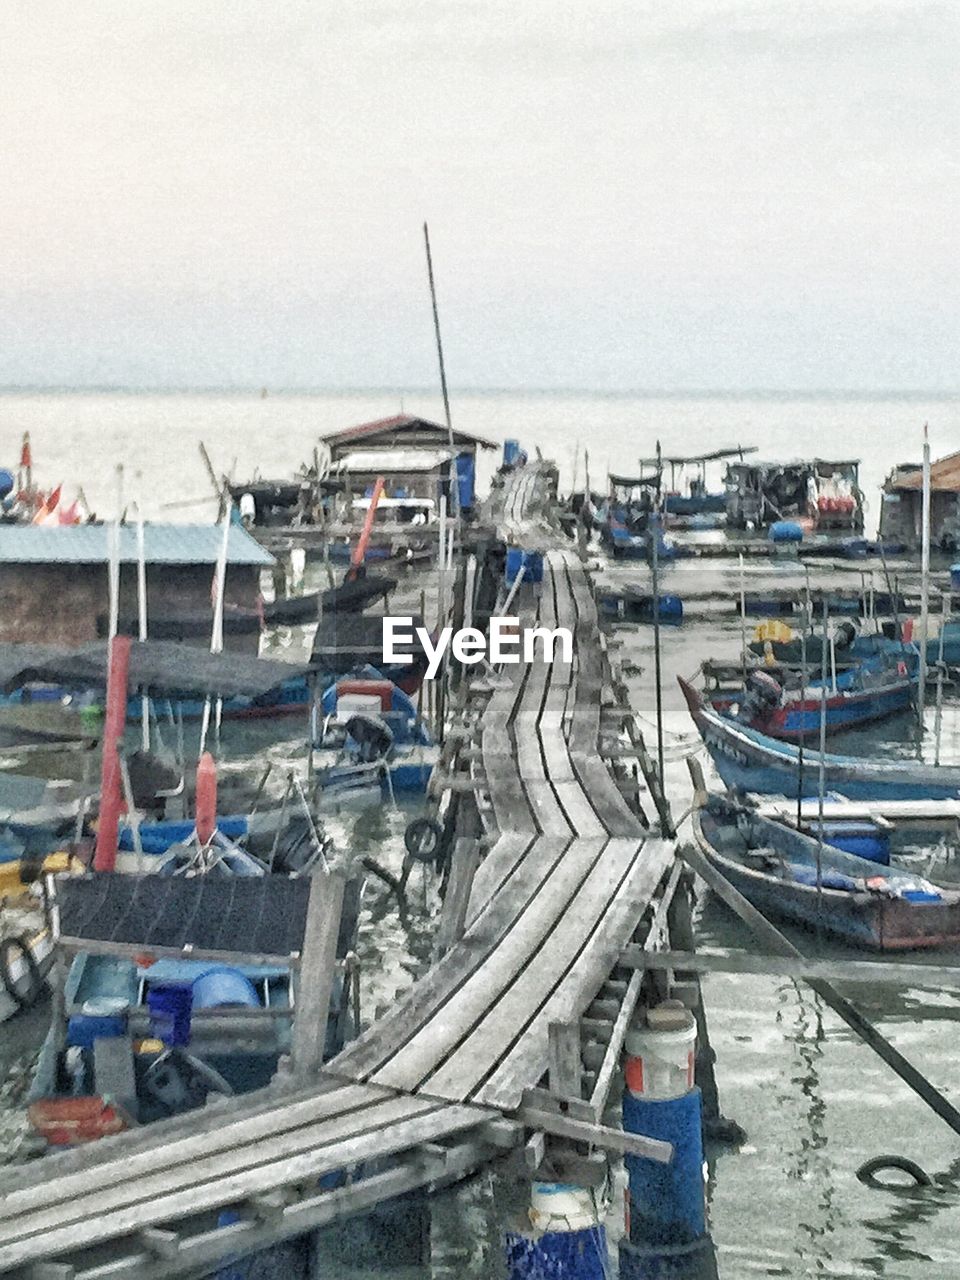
[{"x1": 0, "y1": 1, "x2": 956, "y2": 390}]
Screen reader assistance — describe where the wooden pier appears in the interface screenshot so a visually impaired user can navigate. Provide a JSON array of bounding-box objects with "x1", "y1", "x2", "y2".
[{"x1": 0, "y1": 463, "x2": 676, "y2": 1279}]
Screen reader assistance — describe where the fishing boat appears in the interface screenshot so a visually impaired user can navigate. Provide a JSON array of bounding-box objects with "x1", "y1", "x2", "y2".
[
  {"x1": 704, "y1": 650, "x2": 916, "y2": 741},
  {"x1": 312, "y1": 674, "x2": 437, "y2": 797},
  {"x1": 693, "y1": 792, "x2": 960, "y2": 950},
  {"x1": 680, "y1": 676, "x2": 960, "y2": 801},
  {"x1": 652, "y1": 446, "x2": 757, "y2": 520}
]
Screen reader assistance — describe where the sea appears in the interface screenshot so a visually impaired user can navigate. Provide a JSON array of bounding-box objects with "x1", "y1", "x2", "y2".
[{"x1": 2, "y1": 390, "x2": 960, "y2": 1279}]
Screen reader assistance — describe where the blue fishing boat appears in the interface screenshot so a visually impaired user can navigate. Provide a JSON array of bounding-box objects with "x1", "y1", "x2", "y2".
[
  {"x1": 312, "y1": 674, "x2": 438, "y2": 796},
  {"x1": 694, "y1": 793, "x2": 960, "y2": 950},
  {"x1": 680, "y1": 676, "x2": 960, "y2": 801},
  {"x1": 706, "y1": 651, "x2": 916, "y2": 741}
]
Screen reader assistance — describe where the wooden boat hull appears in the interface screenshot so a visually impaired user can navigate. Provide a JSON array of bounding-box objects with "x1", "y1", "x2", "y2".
[
  {"x1": 695, "y1": 802, "x2": 960, "y2": 950},
  {"x1": 710, "y1": 676, "x2": 914, "y2": 741},
  {"x1": 681, "y1": 676, "x2": 960, "y2": 801}
]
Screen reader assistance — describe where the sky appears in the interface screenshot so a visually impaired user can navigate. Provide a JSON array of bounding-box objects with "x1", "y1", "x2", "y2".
[{"x1": 0, "y1": 1, "x2": 957, "y2": 392}]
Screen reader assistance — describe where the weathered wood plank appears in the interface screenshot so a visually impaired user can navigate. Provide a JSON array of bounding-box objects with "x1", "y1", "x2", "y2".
[
  {"x1": 466, "y1": 832, "x2": 539, "y2": 926},
  {"x1": 327, "y1": 836, "x2": 570, "y2": 1082},
  {"x1": 622, "y1": 946, "x2": 960, "y2": 990},
  {"x1": 370, "y1": 838, "x2": 607, "y2": 1093},
  {"x1": 477, "y1": 837, "x2": 675, "y2": 1109}
]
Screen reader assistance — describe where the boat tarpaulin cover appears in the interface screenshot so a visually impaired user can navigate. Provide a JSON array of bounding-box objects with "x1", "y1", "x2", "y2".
[
  {"x1": 0, "y1": 641, "x2": 307, "y2": 700},
  {"x1": 55, "y1": 873, "x2": 310, "y2": 959}
]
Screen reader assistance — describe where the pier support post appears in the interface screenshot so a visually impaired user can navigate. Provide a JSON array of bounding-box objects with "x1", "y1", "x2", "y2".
[{"x1": 620, "y1": 1002, "x2": 715, "y2": 1280}]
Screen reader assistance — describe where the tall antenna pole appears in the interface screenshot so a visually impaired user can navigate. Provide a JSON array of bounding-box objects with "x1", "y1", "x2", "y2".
[
  {"x1": 918, "y1": 423, "x2": 931, "y2": 750},
  {"x1": 423, "y1": 221, "x2": 458, "y2": 519},
  {"x1": 651, "y1": 441, "x2": 665, "y2": 790}
]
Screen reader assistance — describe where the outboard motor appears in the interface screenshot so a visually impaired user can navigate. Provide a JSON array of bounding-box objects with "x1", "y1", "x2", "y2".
[
  {"x1": 738, "y1": 669, "x2": 783, "y2": 723},
  {"x1": 345, "y1": 713, "x2": 394, "y2": 764}
]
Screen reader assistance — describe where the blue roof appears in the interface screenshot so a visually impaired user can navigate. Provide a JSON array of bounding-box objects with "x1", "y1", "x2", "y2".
[{"x1": 0, "y1": 523, "x2": 274, "y2": 567}]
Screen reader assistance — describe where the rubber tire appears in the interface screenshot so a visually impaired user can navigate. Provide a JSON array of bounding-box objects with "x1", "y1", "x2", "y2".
[
  {"x1": 856, "y1": 1155, "x2": 932, "y2": 1190},
  {"x1": 404, "y1": 817, "x2": 443, "y2": 863},
  {"x1": 0, "y1": 935, "x2": 45, "y2": 1009}
]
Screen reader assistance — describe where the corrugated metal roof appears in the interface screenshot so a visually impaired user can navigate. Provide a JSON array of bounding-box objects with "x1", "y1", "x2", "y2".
[
  {"x1": 336, "y1": 448, "x2": 454, "y2": 472},
  {"x1": 890, "y1": 451, "x2": 960, "y2": 493},
  {"x1": 321, "y1": 413, "x2": 497, "y2": 450},
  {"x1": 0, "y1": 523, "x2": 274, "y2": 566}
]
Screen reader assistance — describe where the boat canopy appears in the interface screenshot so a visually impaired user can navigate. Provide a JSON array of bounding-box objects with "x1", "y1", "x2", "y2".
[{"x1": 0, "y1": 640, "x2": 308, "y2": 700}]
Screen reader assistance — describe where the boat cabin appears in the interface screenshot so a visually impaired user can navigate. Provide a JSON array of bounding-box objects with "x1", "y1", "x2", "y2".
[{"x1": 724, "y1": 458, "x2": 863, "y2": 531}]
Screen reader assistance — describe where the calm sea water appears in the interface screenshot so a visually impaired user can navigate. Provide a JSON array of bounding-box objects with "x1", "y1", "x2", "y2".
[{"x1": 3, "y1": 391, "x2": 960, "y2": 1278}]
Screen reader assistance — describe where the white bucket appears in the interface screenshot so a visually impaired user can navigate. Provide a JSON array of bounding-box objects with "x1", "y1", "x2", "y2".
[
  {"x1": 529, "y1": 1182, "x2": 598, "y2": 1234},
  {"x1": 336, "y1": 693, "x2": 381, "y2": 724},
  {"x1": 624, "y1": 1001, "x2": 696, "y2": 1101}
]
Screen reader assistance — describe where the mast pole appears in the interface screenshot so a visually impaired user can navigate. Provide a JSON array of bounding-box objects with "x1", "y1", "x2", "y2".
[{"x1": 423, "y1": 222, "x2": 458, "y2": 519}]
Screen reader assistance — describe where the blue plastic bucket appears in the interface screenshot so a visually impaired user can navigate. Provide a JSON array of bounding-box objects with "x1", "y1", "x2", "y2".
[
  {"x1": 67, "y1": 997, "x2": 129, "y2": 1049},
  {"x1": 191, "y1": 966, "x2": 259, "y2": 1010},
  {"x1": 147, "y1": 983, "x2": 194, "y2": 1046},
  {"x1": 769, "y1": 520, "x2": 804, "y2": 543}
]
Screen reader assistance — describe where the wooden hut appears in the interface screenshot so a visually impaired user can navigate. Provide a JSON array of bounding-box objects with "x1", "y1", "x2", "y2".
[
  {"x1": 880, "y1": 452, "x2": 960, "y2": 551},
  {"x1": 0, "y1": 523, "x2": 273, "y2": 651},
  {"x1": 321, "y1": 414, "x2": 497, "y2": 512}
]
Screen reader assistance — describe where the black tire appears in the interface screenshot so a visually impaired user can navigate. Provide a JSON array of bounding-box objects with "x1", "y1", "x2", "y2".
[
  {"x1": 0, "y1": 935, "x2": 45, "y2": 1009},
  {"x1": 856, "y1": 1155, "x2": 932, "y2": 1190},
  {"x1": 404, "y1": 817, "x2": 443, "y2": 863}
]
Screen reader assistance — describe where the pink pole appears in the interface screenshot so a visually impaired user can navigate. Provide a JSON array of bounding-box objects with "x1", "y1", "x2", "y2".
[
  {"x1": 195, "y1": 751, "x2": 218, "y2": 846},
  {"x1": 94, "y1": 634, "x2": 131, "y2": 872}
]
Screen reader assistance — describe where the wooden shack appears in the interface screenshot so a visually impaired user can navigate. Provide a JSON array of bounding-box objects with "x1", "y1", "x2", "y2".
[
  {"x1": 321, "y1": 414, "x2": 496, "y2": 512},
  {"x1": 880, "y1": 452, "x2": 960, "y2": 551},
  {"x1": 0, "y1": 523, "x2": 273, "y2": 651}
]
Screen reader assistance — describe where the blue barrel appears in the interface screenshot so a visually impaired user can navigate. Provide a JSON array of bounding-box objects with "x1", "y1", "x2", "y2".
[
  {"x1": 192, "y1": 966, "x2": 258, "y2": 1010},
  {"x1": 769, "y1": 521, "x2": 803, "y2": 543},
  {"x1": 0, "y1": 469, "x2": 14, "y2": 500},
  {"x1": 67, "y1": 997, "x2": 129, "y2": 1049},
  {"x1": 951, "y1": 564, "x2": 960, "y2": 591},
  {"x1": 505, "y1": 547, "x2": 527, "y2": 584},
  {"x1": 503, "y1": 439, "x2": 520, "y2": 467},
  {"x1": 623, "y1": 1088, "x2": 705, "y2": 1247},
  {"x1": 147, "y1": 983, "x2": 194, "y2": 1046}
]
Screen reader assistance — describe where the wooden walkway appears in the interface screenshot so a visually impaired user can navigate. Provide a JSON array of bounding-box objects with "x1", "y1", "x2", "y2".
[{"x1": 0, "y1": 467, "x2": 674, "y2": 1280}]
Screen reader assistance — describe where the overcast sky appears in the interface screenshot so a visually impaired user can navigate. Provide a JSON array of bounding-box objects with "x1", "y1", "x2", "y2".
[{"x1": 0, "y1": 1, "x2": 956, "y2": 391}]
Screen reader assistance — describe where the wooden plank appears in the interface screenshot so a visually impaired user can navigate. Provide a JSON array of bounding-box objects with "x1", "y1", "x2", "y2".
[
  {"x1": 290, "y1": 867, "x2": 347, "y2": 1075},
  {"x1": 550, "y1": 780, "x2": 607, "y2": 839},
  {"x1": 477, "y1": 838, "x2": 674, "y2": 1109},
  {"x1": 0, "y1": 1104, "x2": 491, "y2": 1273},
  {"x1": 370, "y1": 838, "x2": 608, "y2": 1093},
  {"x1": 327, "y1": 836, "x2": 570, "y2": 1082},
  {"x1": 548, "y1": 1022, "x2": 582, "y2": 1099},
  {"x1": 569, "y1": 755, "x2": 644, "y2": 837},
  {"x1": 466, "y1": 831, "x2": 538, "y2": 926},
  {"x1": 0, "y1": 1083, "x2": 377, "y2": 1226},
  {"x1": 622, "y1": 946, "x2": 960, "y2": 991},
  {"x1": 515, "y1": 1106, "x2": 672, "y2": 1165},
  {"x1": 433, "y1": 838, "x2": 483, "y2": 959}
]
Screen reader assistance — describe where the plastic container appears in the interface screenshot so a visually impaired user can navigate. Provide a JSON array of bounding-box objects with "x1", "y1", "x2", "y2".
[
  {"x1": 624, "y1": 1001, "x2": 696, "y2": 1101},
  {"x1": 28, "y1": 1097, "x2": 129, "y2": 1146},
  {"x1": 503, "y1": 439, "x2": 520, "y2": 467},
  {"x1": 769, "y1": 520, "x2": 804, "y2": 543},
  {"x1": 0, "y1": 468, "x2": 14, "y2": 500},
  {"x1": 804, "y1": 820, "x2": 890, "y2": 866},
  {"x1": 336, "y1": 679, "x2": 394, "y2": 712},
  {"x1": 192, "y1": 966, "x2": 259, "y2": 1010},
  {"x1": 504, "y1": 548, "x2": 544, "y2": 585},
  {"x1": 146, "y1": 983, "x2": 194, "y2": 1047},
  {"x1": 335, "y1": 692, "x2": 382, "y2": 724},
  {"x1": 67, "y1": 997, "x2": 130, "y2": 1049},
  {"x1": 951, "y1": 564, "x2": 960, "y2": 591},
  {"x1": 529, "y1": 1182, "x2": 598, "y2": 1233}
]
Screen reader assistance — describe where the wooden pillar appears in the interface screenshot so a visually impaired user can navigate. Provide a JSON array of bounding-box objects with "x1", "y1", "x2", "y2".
[{"x1": 290, "y1": 866, "x2": 347, "y2": 1076}]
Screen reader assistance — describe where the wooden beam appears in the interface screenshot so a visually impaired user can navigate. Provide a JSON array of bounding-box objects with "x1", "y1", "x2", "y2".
[
  {"x1": 290, "y1": 866, "x2": 347, "y2": 1076},
  {"x1": 678, "y1": 839, "x2": 960, "y2": 1140},
  {"x1": 138, "y1": 1227, "x2": 181, "y2": 1259},
  {"x1": 516, "y1": 1106, "x2": 672, "y2": 1165},
  {"x1": 622, "y1": 946, "x2": 960, "y2": 989},
  {"x1": 433, "y1": 838, "x2": 482, "y2": 960},
  {"x1": 547, "y1": 1022, "x2": 582, "y2": 1100}
]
